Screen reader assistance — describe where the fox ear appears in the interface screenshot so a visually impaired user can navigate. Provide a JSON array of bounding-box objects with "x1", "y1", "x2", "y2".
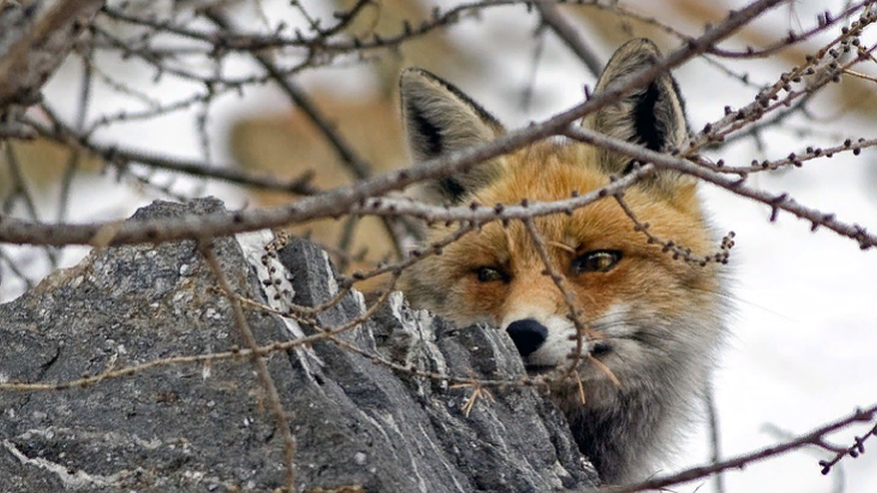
[
  {"x1": 400, "y1": 68, "x2": 505, "y2": 204},
  {"x1": 586, "y1": 39, "x2": 692, "y2": 195}
]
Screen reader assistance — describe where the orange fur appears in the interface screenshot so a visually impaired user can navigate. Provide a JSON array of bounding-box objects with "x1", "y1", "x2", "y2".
[{"x1": 404, "y1": 140, "x2": 718, "y2": 329}]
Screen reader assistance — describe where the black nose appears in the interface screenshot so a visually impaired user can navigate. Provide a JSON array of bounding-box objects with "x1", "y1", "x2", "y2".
[{"x1": 506, "y1": 319, "x2": 548, "y2": 358}]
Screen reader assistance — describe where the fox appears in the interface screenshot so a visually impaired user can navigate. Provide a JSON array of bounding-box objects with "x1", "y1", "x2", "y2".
[{"x1": 396, "y1": 39, "x2": 729, "y2": 485}]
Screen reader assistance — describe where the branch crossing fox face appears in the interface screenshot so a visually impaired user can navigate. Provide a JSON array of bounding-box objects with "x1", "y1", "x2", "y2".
[{"x1": 398, "y1": 39, "x2": 729, "y2": 484}]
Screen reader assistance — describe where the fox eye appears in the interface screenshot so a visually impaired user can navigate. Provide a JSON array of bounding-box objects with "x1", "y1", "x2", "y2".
[
  {"x1": 572, "y1": 250, "x2": 622, "y2": 274},
  {"x1": 475, "y1": 266, "x2": 506, "y2": 283}
]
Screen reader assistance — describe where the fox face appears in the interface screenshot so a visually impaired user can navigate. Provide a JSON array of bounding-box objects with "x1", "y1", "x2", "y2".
[{"x1": 399, "y1": 39, "x2": 729, "y2": 484}]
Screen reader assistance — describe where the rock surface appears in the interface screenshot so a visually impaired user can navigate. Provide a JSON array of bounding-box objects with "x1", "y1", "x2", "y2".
[{"x1": 0, "y1": 198, "x2": 599, "y2": 492}]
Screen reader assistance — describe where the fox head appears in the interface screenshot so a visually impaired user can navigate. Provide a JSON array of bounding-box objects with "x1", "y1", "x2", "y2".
[{"x1": 398, "y1": 39, "x2": 728, "y2": 481}]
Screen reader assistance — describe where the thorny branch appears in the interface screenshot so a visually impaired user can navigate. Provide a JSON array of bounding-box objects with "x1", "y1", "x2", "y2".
[
  {"x1": 589, "y1": 404, "x2": 877, "y2": 493},
  {"x1": 200, "y1": 242, "x2": 297, "y2": 492},
  {"x1": 522, "y1": 217, "x2": 602, "y2": 385},
  {"x1": 2, "y1": 0, "x2": 877, "y2": 491},
  {"x1": 202, "y1": 9, "x2": 415, "y2": 257},
  {"x1": 817, "y1": 417, "x2": 877, "y2": 475},
  {"x1": 536, "y1": 2, "x2": 603, "y2": 77},
  {"x1": 27, "y1": 111, "x2": 321, "y2": 195},
  {"x1": 613, "y1": 189, "x2": 735, "y2": 266},
  {"x1": 1, "y1": 0, "x2": 832, "y2": 250},
  {"x1": 4, "y1": 114, "x2": 874, "y2": 251}
]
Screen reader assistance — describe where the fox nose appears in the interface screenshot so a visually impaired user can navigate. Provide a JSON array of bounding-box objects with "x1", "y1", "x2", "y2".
[{"x1": 506, "y1": 319, "x2": 548, "y2": 358}]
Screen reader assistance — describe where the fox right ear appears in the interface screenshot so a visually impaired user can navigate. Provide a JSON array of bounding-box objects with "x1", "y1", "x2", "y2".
[
  {"x1": 400, "y1": 68, "x2": 505, "y2": 204},
  {"x1": 585, "y1": 39, "x2": 693, "y2": 197}
]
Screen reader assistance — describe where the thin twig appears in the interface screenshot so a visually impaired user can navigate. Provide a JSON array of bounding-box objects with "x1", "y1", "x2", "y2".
[
  {"x1": 203, "y1": 8, "x2": 412, "y2": 258},
  {"x1": 3, "y1": 144, "x2": 59, "y2": 268},
  {"x1": 26, "y1": 112, "x2": 320, "y2": 195},
  {"x1": 200, "y1": 242, "x2": 296, "y2": 493},
  {"x1": 705, "y1": 382, "x2": 726, "y2": 493},
  {"x1": 589, "y1": 404, "x2": 877, "y2": 493},
  {"x1": 0, "y1": 0, "x2": 817, "y2": 249},
  {"x1": 0, "y1": 246, "x2": 33, "y2": 290},
  {"x1": 536, "y1": 2, "x2": 603, "y2": 77},
  {"x1": 522, "y1": 217, "x2": 598, "y2": 382},
  {"x1": 58, "y1": 51, "x2": 94, "y2": 223}
]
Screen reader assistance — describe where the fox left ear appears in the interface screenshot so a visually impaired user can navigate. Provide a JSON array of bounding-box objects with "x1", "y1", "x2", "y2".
[
  {"x1": 585, "y1": 39, "x2": 693, "y2": 195},
  {"x1": 400, "y1": 68, "x2": 506, "y2": 204}
]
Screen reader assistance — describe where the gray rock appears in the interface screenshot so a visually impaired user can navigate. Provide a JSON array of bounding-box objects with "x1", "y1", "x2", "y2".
[{"x1": 0, "y1": 198, "x2": 599, "y2": 492}]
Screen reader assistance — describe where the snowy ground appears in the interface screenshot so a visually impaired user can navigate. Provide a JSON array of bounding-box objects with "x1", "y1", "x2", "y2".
[{"x1": 3, "y1": 1, "x2": 876, "y2": 491}]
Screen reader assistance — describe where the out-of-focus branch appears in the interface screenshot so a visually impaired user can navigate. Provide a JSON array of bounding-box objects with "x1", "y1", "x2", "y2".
[
  {"x1": 536, "y1": 3, "x2": 603, "y2": 78},
  {"x1": 705, "y1": 383, "x2": 726, "y2": 493},
  {"x1": 0, "y1": 0, "x2": 794, "y2": 249},
  {"x1": 0, "y1": 0, "x2": 104, "y2": 106},
  {"x1": 26, "y1": 113, "x2": 320, "y2": 195},
  {"x1": 203, "y1": 8, "x2": 415, "y2": 258},
  {"x1": 6, "y1": 107, "x2": 875, "y2": 252},
  {"x1": 210, "y1": 11, "x2": 373, "y2": 181},
  {"x1": 2, "y1": 144, "x2": 59, "y2": 267}
]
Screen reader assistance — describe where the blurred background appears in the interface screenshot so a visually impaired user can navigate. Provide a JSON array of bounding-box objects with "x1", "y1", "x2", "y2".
[{"x1": 1, "y1": 0, "x2": 876, "y2": 491}]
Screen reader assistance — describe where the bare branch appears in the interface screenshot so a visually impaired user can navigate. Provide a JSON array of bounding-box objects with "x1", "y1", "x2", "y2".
[
  {"x1": 591, "y1": 404, "x2": 877, "y2": 493},
  {"x1": 200, "y1": 242, "x2": 296, "y2": 492},
  {"x1": 536, "y1": 2, "x2": 603, "y2": 78},
  {"x1": 0, "y1": 0, "x2": 104, "y2": 105},
  {"x1": 26, "y1": 113, "x2": 320, "y2": 195},
  {"x1": 1, "y1": 1, "x2": 874, "y2": 489}
]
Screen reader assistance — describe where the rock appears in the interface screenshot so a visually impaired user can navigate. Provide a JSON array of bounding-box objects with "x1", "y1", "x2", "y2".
[{"x1": 0, "y1": 198, "x2": 599, "y2": 492}]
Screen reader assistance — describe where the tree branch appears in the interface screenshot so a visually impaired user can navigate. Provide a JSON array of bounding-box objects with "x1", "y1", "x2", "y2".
[
  {"x1": 0, "y1": 0, "x2": 104, "y2": 106},
  {"x1": 536, "y1": 2, "x2": 603, "y2": 78},
  {"x1": 591, "y1": 404, "x2": 877, "y2": 493}
]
